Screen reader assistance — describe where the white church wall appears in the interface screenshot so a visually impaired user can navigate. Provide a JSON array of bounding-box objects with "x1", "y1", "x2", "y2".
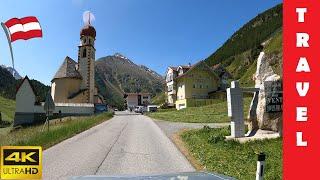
[
  {"x1": 34, "y1": 103, "x2": 94, "y2": 115},
  {"x1": 15, "y1": 80, "x2": 36, "y2": 113}
]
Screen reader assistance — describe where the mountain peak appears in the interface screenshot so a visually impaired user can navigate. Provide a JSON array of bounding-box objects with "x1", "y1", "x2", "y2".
[
  {"x1": 113, "y1": 53, "x2": 129, "y2": 60},
  {"x1": 95, "y1": 55, "x2": 165, "y2": 109},
  {"x1": 0, "y1": 65, "x2": 22, "y2": 79}
]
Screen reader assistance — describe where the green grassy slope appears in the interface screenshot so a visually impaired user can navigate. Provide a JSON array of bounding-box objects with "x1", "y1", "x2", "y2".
[
  {"x1": 265, "y1": 30, "x2": 283, "y2": 76},
  {"x1": 239, "y1": 30, "x2": 282, "y2": 86},
  {"x1": 148, "y1": 97, "x2": 252, "y2": 123},
  {"x1": 265, "y1": 30, "x2": 283, "y2": 54},
  {"x1": 0, "y1": 96, "x2": 15, "y2": 122}
]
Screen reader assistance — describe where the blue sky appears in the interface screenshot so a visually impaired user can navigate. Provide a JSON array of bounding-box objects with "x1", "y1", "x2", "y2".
[{"x1": 0, "y1": 0, "x2": 282, "y2": 85}]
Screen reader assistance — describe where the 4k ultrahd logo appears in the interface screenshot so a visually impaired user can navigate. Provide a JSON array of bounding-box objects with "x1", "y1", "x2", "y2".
[{"x1": 1, "y1": 146, "x2": 42, "y2": 179}]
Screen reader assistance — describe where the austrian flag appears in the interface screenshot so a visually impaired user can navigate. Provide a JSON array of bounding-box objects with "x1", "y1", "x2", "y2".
[{"x1": 4, "y1": 16, "x2": 42, "y2": 42}]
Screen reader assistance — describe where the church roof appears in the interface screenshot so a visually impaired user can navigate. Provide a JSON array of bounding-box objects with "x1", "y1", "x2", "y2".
[
  {"x1": 16, "y1": 76, "x2": 36, "y2": 95},
  {"x1": 176, "y1": 60, "x2": 220, "y2": 81},
  {"x1": 52, "y1": 56, "x2": 82, "y2": 81}
]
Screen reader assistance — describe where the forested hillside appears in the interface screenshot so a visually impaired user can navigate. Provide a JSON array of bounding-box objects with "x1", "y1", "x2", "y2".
[
  {"x1": 95, "y1": 53, "x2": 164, "y2": 109},
  {"x1": 0, "y1": 66, "x2": 50, "y2": 101},
  {"x1": 0, "y1": 66, "x2": 16, "y2": 99},
  {"x1": 205, "y1": 4, "x2": 282, "y2": 86}
]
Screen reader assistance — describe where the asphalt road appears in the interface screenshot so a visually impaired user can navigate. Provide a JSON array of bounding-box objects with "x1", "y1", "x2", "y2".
[{"x1": 43, "y1": 112, "x2": 194, "y2": 179}]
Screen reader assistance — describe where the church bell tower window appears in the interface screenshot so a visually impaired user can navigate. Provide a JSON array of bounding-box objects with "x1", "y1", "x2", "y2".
[{"x1": 82, "y1": 48, "x2": 87, "y2": 58}]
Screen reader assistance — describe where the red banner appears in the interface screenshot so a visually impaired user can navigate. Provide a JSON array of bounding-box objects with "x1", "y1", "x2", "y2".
[{"x1": 283, "y1": 1, "x2": 320, "y2": 179}]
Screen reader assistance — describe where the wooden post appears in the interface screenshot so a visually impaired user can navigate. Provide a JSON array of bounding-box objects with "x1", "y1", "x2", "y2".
[{"x1": 59, "y1": 110, "x2": 62, "y2": 122}]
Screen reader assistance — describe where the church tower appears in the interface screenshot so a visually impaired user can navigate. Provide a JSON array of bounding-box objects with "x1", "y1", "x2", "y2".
[{"x1": 78, "y1": 23, "x2": 96, "y2": 103}]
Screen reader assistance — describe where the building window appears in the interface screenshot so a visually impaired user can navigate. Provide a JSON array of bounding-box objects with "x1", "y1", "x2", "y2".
[
  {"x1": 200, "y1": 84, "x2": 203, "y2": 89},
  {"x1": 193, "y1": 84, "x2": 196, "y2": 88},
  {"x1": 166, "y1": 73, "x2": 173, "y2": 82},
  {"x1": 82, "y1": 48, "x2": 87, "y2": 58}
]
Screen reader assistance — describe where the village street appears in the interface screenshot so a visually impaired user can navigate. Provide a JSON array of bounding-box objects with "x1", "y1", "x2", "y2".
[{"x1": 42, "y1": 111, "x2": 195, "y2": 179}]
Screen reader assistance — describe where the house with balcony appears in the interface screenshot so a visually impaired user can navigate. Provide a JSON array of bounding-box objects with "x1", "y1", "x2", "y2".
[
  {"x1": 166, "y1": 61, "x2": 220, "y2": 110},
  {"x1": 165, "y1": 64, "x2": 192, "y2": 106},
  {"x1": 175, "y1": 61, "x2": 220, "y2": 110},
  {"x1": 165, "y1": 66, "x2": 178, "y2": 107}
]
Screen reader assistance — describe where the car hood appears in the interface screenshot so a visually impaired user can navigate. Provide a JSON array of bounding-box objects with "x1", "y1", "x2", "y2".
[{"x1": 70, "y1": 172, "x2": 235, "y2": 180}]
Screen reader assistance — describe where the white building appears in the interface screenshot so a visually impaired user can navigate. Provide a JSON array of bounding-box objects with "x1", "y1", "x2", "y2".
[
  {"x1": 125, "y1": 93, "x2": 151, "y2": 108},
  {"x1": 165, "y1": 66, "x2": 178, "y2": 107}
]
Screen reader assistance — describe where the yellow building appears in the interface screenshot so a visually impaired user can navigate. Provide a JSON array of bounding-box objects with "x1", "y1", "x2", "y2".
[{"x1": 174, "y1": 61, "x2": 220, "y2": 110}]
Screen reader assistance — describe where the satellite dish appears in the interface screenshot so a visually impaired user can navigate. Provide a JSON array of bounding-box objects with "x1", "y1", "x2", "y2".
[{"x1": 83, "y1": 11, "x2": 95, "y2": 25}]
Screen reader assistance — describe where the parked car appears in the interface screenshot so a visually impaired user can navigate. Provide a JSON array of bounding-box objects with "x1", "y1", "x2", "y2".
[
  {"x1": 134, "y1": 106, "x2": 146, "y2": 113},
  {"x1": 147, "y1": 105, "x2": 158, "y2": 112},
  {"x1": 94, "y1": 104, "x2": 107, "y2": 113}
]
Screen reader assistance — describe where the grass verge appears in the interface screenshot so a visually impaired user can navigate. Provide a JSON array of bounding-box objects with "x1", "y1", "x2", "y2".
[
  {"x1": 171, "y1": 129, "x2": 203, "y2": 171},
  {"x1": 0, "y1": 96, "x2": 15, "y2": 122},
  {"x1": 0, "y1": 112, "x2": 113, "y2": 149},
  {"x1": 147, "y1": 97, "x2": 252, "y2": 123},
  {"x1": 181, "y1": 126, "x2": 282, "y2": 180}
]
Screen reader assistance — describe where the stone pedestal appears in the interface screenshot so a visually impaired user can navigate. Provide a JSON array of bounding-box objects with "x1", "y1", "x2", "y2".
[{"x1": 227, "y1": 81, "x2": 244, "y2": 138}]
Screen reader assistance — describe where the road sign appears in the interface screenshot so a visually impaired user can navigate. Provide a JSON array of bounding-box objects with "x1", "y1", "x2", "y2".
[{"x1": 44, "y1": 92, "x2": 55, "y2": 116}]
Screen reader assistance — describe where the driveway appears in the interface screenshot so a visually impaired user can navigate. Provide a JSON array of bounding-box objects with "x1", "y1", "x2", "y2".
[{"x1": 43, "y1": 112, "x2": 194, "y2": 179}]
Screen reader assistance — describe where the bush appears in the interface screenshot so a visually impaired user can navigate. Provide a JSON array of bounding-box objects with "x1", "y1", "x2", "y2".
[{"x1": 208, "y1": 134, "x2": 225, "y2": 144}]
